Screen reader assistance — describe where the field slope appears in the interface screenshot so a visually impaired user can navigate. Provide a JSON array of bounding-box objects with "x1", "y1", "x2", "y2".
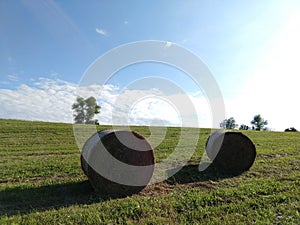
[{"x1": 0, "y1": 119, "x2": 299, "y2": 224}]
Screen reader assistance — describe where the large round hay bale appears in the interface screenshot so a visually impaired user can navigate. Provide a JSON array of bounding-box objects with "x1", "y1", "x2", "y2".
[
  {"x1": 81, "y1": 130, "x2": 155, "y2": 197},
  {"x1": 206, "y1": 131, "x2": 256, "y2": 173}
]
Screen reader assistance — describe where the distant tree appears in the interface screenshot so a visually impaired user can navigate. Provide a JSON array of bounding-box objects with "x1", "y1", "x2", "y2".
[
  {"x1": 284, "y1": 127, "x2": 298, "y2": 132},
  {"x1": 251, "y1": 114, "x2": 268, "y2": 131},
  {"x1": 72, "y1": 97, "x2": 85, "y2": 124},
  {"x1": 220, "y1": 117, "x2": 238, "y2": 129},
  {"x1": 72, "y1": 96, "x2": 101, "y2": 124},
  {"x1": 239, "y1": 124, "x2": 249, "y2": 130}
]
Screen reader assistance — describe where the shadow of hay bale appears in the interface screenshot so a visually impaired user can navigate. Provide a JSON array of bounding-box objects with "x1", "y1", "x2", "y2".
[
  {"x1": 166, "y1": 163, "x2": 243, "y2": 185},
  {"x1": 0, "y1": 180, "x2": 110, "y2": 216}
]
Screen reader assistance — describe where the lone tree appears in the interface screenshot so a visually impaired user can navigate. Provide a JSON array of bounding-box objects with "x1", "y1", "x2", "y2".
[
  {"x1": 220, "y1": 117, "x2": 238, "y2": 129},
  {"x1": 251, "y1": 114, "x2": 268, "y2": 131},
  {"x1": 72, "y1": 96, "x2": 101, "y2": 124}
]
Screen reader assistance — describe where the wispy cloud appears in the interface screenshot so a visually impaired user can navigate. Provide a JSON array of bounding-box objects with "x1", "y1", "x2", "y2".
[
  {"x1": 7, "y1": 56, "x2": 14, "y2": 63},
  {"x1": 7, "y1": 74, "x2": 19, "y2": 82},
  {"x1": 0, "y1": 81, "x2": 10, "y2": 85},
  {"x1": 95, "y1": 28, "x2": 107, "y2": 36}
]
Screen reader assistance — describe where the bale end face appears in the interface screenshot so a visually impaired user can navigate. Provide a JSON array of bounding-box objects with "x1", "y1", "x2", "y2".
[
  {"x1": 81, "y1": 130, "x2": 155, "y2": 197},
  {"x1": 206, "y1": 131, "x2": 256, "y2": 173}
]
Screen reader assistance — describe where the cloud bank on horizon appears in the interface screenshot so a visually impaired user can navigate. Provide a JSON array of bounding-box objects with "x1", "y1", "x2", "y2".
[
  {"x1": 1, "y1": 71, "x2": 299, "y2": 131},
  {"x1": 0, "y1": 77, "x2": 212, "y2": 128}
]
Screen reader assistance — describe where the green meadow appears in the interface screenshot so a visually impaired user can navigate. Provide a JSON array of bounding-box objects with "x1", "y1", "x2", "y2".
[{"x1": 0, "y1": 119, "x2": 299, "y2": 224}]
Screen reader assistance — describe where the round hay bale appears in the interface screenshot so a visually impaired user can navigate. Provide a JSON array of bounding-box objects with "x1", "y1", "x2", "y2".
[
  {"x1": 206, "y1": 131, "x2": 256, "y2": 173},
  {"x1": 81, "y1": 130, "x2": 155, "y2": 197}
]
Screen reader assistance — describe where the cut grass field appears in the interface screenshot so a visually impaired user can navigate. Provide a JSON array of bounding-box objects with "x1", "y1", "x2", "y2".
[{"x1": 0, "y1": 119, "x2": 299, "y2": 224}]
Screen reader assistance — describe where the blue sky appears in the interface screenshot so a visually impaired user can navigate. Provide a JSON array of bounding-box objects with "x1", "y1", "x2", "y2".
[{"x1": 1, "y1": 1, "x2": 300, "y2": 130}]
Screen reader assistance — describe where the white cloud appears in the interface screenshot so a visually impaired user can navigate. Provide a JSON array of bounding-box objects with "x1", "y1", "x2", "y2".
[
  {"x1": 95, "y1": 28, "x2": 107, "y2": 36},
  {"x1": 0, "y1": 77, "x2": 213, "y2": 128},
  {"x1": 164, "y1": 41, "x2": 172, "y2": 48},
  {"x1": 0, "y1": 78, "x2": 104, "y2": 123},
  {"x1": 129, "y1": 99, "x2": 179, "y2": 126},
  {"x1": 94, "y1": 87, "x2": 212, "y2": 128},
  {"x1": 0, "y1": 78, "x2": 77, "y2": 122}
]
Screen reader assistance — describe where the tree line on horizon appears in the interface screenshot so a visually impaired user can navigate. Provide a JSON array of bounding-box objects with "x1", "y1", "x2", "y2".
[
  {"x1": 220, "y1": 115, "x2": 268, "y2": 131},
  {"x1": 220, "y1": 115, "x2": 298, "y2": 132},
  {"x1": 71, "y1": 96, "x2": 298, "y2": 132}
]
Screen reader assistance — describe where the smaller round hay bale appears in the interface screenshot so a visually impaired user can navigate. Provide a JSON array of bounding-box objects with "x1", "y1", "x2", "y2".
[
  {"x1": 206, "y1": 131, "x2": 256, "y2": 173},
  {"x1": 81, "y1": 130, "x2": 155, "y2": 197}
]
